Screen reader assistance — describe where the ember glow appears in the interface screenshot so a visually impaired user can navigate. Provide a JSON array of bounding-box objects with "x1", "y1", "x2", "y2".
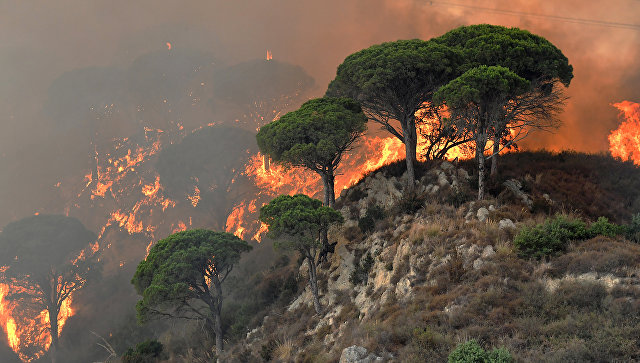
[{"x1": 609, "y1": 101, "x2": 640, "y2": 165}]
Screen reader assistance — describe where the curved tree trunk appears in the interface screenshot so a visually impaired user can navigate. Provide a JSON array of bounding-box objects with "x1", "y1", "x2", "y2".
[
  {"x1": 213, "y1": 282, "x2": 224, "y2": 353},
  {"x1": 402, "y1": 117, "x2": 417, "y2": 191},
  {"x1": 307, "y1": 256, "x2": 322, "y2": 315}
]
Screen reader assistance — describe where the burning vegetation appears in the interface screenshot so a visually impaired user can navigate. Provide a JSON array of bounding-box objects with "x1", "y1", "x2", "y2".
[
  {"x1": 0, "y1": 7, "x2": 637, "y2": 361},
  {"x1": 609, "y1": 101, "x2": 640, "y2": 165}
]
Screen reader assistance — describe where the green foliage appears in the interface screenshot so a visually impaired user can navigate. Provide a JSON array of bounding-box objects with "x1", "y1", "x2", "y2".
[
  {"x1": 434, "y1": 65, "x2": 530, "y2": 109},
  {"x1": 515, "y1": 215, "x2": 628, "y2": 259},
  {"x1": 626, "y1": 213, "x2": 640, "y2": 243},
  {"x1": 256, "y1": 97, "x2": 367, "y2": 172},
  {"x1": 587, "y1": 217, "x2": 625, "y2": 238},
  {"x1": 358, "y1": 205, "x2": 385, "y2": 233},
  {"x1": 327, "y1": 39, "x2": 459, "y2": 114},
  {"x1": 514, "y1": 215, "x2": 588, "y2": 259},
  {"x1": 131, "y1": 229, "x2": 252, "y2": 324},
  {"x1": 432, "y1": 24, "x2": 573, "y2": 86},
  {"x1": 448, "y1": 340, "x2": 513, "y2": 363},
  {"x1": 122, "y1": 339, "x2": 164, "y2": 363},
  {"x1": 486, "y1": 347, "x2": 514, "y2": 363},
  {"x1": 259, "y1": 194, "x2": 343, "y2": 253},
  {"x1": 350, "y1": 252, "x2": 374, "y2": 285},
  {"x1": 448, "y1": 340, "x2": 487, "y2": 363}
]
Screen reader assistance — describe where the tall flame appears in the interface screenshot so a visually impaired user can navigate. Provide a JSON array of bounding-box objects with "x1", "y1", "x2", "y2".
[
  {"x1": 0, "y1": 283, "x2": 74, "y2": 362},
  {"x1": 609, "y1": 101, "x2": 640, "y2": 165}
]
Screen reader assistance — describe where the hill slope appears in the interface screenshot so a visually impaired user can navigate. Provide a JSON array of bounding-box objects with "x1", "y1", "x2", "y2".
[{"x1": 221, "y1": 151, "x2": 640, "y2": 362}]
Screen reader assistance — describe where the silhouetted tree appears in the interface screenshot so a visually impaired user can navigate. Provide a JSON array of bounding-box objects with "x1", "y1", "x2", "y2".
[
  {"x1": 131, "y1": 229, "x2": 252, "y2": 353},
  {"x1": 0, "y1": 215, "x2": 98, "y2": 363}
]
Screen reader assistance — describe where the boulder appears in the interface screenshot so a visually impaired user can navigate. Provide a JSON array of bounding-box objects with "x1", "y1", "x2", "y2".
[
  {"x1": 477, "y1": 207, "x2": 490, "y2": 222},
  {"x1": 339, "y1": 345, "x2": 383, "y2": 363},
  {"x1": 481, "y1": 245, "x2": 496, "y2": 259},
  {"x1": 499, "y1": 219, "x2": 516, "y2": 230}
]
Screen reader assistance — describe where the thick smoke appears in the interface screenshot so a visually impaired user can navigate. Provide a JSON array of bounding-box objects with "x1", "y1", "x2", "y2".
[{"x1": 0, "y1": 0, "x2": 638, "y2": 361}]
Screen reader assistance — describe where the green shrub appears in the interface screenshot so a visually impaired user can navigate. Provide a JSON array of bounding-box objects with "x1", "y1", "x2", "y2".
[
  {"x1": 122, "y1": 340, "x2": 164, "y2": 363},
  {"x1": 587, "y1": 217, "x2": 625, "y2": 238},
  {"x1": 358, "y1": 204, "x2": 386, "y2": 233},
  {"x1": 350, "y1": 252, "x2": 374, "y2": 285},
  {"x1": 514, "y1": 215, "x2": 589, "y2": 259},
  {"x1": 448, "y1": 340, "x2": 487, "y2": 363},
  {"x1": 448, "y1": 340, "x2": 513, "y2": 363},
  {"x1": 487, "y1": 347, "x2": 514, "y2": 363},
  {"x1": 626, "y1": 213, "x2": 640, "y2": 243},
  {"x1": 358, "y1": 214, "x2": 376, "y2": 233}
]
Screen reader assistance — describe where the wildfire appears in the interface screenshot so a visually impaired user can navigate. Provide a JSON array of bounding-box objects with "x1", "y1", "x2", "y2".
[
  {"x1": 226, "y1": 202, "x2": 246, "y2": 239},
  {"x1": 0, "y1": 283, "x2": 74, "y2": 362},
  {"x1": 166, "y1": 42, "x2": 172, "y2": 50},
  {"x1": 609, "y1": 101, "x2": 640, "y2": 165},
  {"x1": 266, "y1": 50, "x2": 273, "y2": 60}
]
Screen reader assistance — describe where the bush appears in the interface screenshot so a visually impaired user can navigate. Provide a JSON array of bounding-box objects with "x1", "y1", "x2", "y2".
[
  {"x1": 448, "y1": 340, "x2": 513, "y2": 363},
  {"x1": 122, "y1": 340, "x2": 164, "y2": 363},
  {"x1": 626, "y1": 213, "x2": 640, "y2": 243},
  {"x1": 350, "y1": 252, "x2": 374, "y2": 285},
  {"x1": 358, "y1": 204, "x2": 386, "y2": 233},
  {"x1": 587, "y1": 217, "x2": 625, "y2": 238},
  {"x1": 358, "y1": 214, "x2": 376, "y2": 233},
  {"x1": 396, "y1": 190, "x2": 426, "y2": 215},
  {"x1": 514, "y1": 215, "x2": 589, "y2": 259}
]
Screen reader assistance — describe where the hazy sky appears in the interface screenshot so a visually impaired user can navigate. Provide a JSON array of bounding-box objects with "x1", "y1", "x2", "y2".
[{"x1": 0, "y1": 0, "x2": 639, "y2": 225}]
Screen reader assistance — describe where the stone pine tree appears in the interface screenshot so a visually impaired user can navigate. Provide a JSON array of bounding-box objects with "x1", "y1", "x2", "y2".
[
  {"x1": 326, "y1": 39, "x2": 459, "y2": 190},
  {"x1": 256, "y1": 97, "x2": 367, "y2": 208},
  {"x1": 433, "y1": 24, "x2": 573, "y2": 177},
  {"x1": 0, "y1": 215, "x2": 98, "y2": 363},
  {"x1": 131, "y1": 229, "x2": 252, "y2": 354},
  {"x1": 259, "y1": 194, "x2": 343, "y2": 314},
  {"x1": 434, "y1": 66, "x2": 530, "y2": 200}
]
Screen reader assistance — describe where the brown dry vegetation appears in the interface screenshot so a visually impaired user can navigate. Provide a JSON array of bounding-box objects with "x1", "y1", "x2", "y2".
[{"x1": 220, "y1": 151, "x2": 640, "y2": 362}]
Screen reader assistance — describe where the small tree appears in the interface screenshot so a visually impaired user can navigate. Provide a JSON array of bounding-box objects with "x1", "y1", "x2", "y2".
[
  {"x1": 256, "y1": 97, "x2": 367, "y2": 208},
  {"x1": 259, "y1": 194, "x2": 343, "y2": 314},
  {"x1": 327, "y1": 39, "x2": 459, "y2": 190},
  {"x1": 131, "y1": 229, "x2": 252, "y2": 353},
  {"x1": 0, "y1": 215, "x2": 98, "y2": 363},
  {"x1": 434, "y1": 66, "x2": 530, "y2": 199}
]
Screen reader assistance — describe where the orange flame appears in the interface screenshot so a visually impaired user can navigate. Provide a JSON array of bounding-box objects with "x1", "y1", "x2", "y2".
[
  {"x1": 166, "y1": 42, "x2": 172, "y2": 50},
  {"x1": 0, "y1": 283, "x2": 75, "y2": 362},
  {"x1": 266, "y1": 50, "x2": 273, "y2": 60},
  {"x1": 609, "y1": 101, "x2": 640, "y2": 165}
]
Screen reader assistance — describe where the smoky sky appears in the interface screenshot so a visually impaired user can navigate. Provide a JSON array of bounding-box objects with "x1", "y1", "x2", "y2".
[{"x1": 1, "y1": 0, "x2": 639, "y2": 228}]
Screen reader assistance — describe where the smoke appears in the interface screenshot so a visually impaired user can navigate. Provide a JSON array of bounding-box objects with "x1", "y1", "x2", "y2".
[{"x1": 0, "y1": 0, "x2": 638, "y2": 360}]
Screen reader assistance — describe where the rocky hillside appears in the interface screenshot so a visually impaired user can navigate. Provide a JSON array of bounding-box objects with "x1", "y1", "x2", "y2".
[{"x1": 222, "y1": 151, "x2": 640, "y2": 362}]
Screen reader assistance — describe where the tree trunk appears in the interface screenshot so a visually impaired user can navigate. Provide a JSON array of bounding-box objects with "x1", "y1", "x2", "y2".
[
  {"x1": 476, "y1": 112, "x2": 488, "y2": 200},
  {"x1": 307, "y1": 257, "x2": 322, "y2": 315},
  {"x1": 490, "y1": 135, "x2": 499, "y2": 177},
  {"x1": 213, "y1": 283, "x2": 224, "y2": 353},
  {"x1": 49, "y1": 307, "x2": 59, "y2": 363},
  {"x1": 402, "y1": 117, "x2": 417, "y2": 191},
  {"x1": 320, "y1": 172, "x2": 335, "y2": 208}
]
